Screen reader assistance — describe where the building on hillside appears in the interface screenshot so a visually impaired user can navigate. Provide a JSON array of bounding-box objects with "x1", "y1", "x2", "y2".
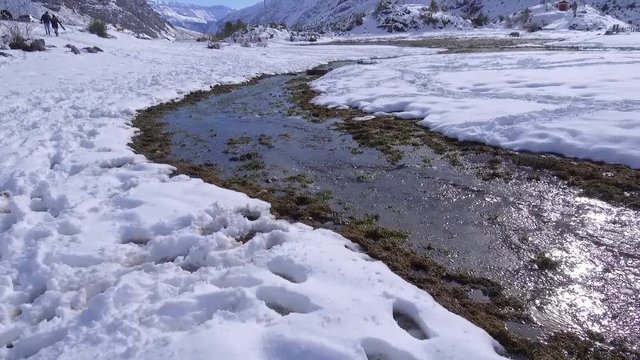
[{"x1": 556, "y1": 0, "x2": 571, "y2": 11}]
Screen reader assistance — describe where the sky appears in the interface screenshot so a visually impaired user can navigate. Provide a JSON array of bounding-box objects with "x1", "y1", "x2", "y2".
[{"x1": 172, "y1": 0, "x2": 260, "y2": 9}]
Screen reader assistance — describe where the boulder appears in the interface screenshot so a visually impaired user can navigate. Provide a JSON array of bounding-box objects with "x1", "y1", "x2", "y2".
[
  {"x1": 0, "y1": 51, "x2": 11, "y2": 58},
  {"x1": 27, "y1": 39, "x2": 46, "y2": 52},
  {"x1": 82, "y1": 46, "x2": 104, "y2": 53},
  {"x1": 0, "y1": 9, "x2": 13, "y2": 20}
]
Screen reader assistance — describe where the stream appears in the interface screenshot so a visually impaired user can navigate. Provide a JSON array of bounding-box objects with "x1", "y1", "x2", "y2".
[{"x1": 158, "y1": 71, "x2": 640, "y2": 351}]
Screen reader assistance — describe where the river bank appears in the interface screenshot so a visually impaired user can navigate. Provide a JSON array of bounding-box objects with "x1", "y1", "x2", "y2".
[{"x1": 131, "y1": 58, "x2": 639, "y2": 359}]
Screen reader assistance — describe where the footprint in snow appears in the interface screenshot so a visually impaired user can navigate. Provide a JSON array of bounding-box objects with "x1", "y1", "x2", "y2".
[
  {"x1": 267, "y1": 257, "x2": 310, "y2": 284},
  {"x1": 256, "y1": 286, "x2": 319, "y2": 316},
  {"x1": 392, "y1": 299, "x2": 431, "y2": 341},
  {"x1": 361, "y1": 338, "x2": 419, "y2": 360}
]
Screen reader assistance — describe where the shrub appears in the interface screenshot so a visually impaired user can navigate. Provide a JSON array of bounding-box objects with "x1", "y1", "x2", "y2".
[
  {"x1": 218, "y1": 20, "x2": 247, "y2": 39},
  {"x1": 375, "y1": 0, "x2": 394, "y2": 16},
  {"x1": 206, "y1": 35, "x2": 221, "y2": 49},
  {"x1": 268, "y1": 22, "x2": 287, "y2": 30},
  {"x1": 88, "y1": 19, "x2": 108, "y2": 38},
  {"x1": 471, "y1": 13, "x2": 490, "y2": 27},
  {"x1": 8, "y1": 33, "x2": 26, "y2": 50},
  {"x1": 1, "y1": 21, "x2": 34, "y2": 50},
  {"x1": 428, "y1": 0, "x2": 439, "y2": 14},
  {"x1": 422, "y1": 13, "x2": 439, "y2": 27},
  {"x1": 524, "y1": 22, "x2": 542, "y2": 32}
]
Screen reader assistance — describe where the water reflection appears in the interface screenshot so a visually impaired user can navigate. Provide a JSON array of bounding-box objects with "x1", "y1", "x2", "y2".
[{"x1": 161, "y1": 74, "x2": 640, "y2": 349}]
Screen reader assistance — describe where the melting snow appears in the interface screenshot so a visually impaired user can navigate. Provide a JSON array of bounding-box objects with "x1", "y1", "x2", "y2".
[
  {"x1": 313, "y1": 47, "x2": 640, "y2": 169},
  {"x1": 0, "y1": 25, "x2": 505, "y2": 359}
]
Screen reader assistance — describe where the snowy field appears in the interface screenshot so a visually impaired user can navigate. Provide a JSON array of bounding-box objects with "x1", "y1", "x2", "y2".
[
  {"x1": 329, "y1": 28, "x2": 640, "y2": 51},
  {"x1": 0, "y1": 26, "x2": 508, "y2": 359},
  {"x1": 313, "y1": 46, "x2": 640, "y2": 169},
  {"x1": 547, "y1": 31, "x2": 640, "y2": 49}
]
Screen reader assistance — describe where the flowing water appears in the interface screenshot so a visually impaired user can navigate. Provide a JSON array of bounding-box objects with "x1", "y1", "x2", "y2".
[{"x1": 160, "y1": 73, "x2": 640, "y2": 350}]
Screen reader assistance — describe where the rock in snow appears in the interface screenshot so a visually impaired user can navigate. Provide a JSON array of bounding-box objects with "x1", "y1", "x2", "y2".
[
  {"x1": 65, "y1": 44, "x2": 81, "y2": 55},
  {"x1": 82, "y1": 46, "x2": 104, "y2": 53}
]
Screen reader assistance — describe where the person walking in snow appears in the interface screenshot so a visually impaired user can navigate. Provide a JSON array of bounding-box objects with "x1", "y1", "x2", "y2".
[
  {"x1": 51, "y1": 15, "x2": 65, "y2": 37},
  {"x1": 40, "y1": 11, "x2": 51, "y2": 36}
]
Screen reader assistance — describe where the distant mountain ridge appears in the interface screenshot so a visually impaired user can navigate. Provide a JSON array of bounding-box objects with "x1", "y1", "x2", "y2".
[{"x1": 147, "y1": 0, "x2": 234, "y2": 33}]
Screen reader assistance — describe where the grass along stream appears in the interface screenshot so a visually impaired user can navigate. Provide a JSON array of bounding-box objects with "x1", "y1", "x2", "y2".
[{"x1": 131, "y1": 61, "x2": 640, "y2": 359}]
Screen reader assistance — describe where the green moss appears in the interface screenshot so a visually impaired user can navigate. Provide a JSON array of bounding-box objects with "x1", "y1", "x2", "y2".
[
  {"x1": 509, "y1": 154, "x2": 640, "y2": 209},
  {"x1": 227, "y1": 136, "x2": 252, "y2": 146},
  {"x1": 229, "y1": 152, "x2": 261, "y2": 162},
  {"x1": 240, "y1": 160, "x2": 266, "y2": 171},
  {"x1": 287, "y1": 174, "x2": 314, "y2": 187},
  {"x1": 258, "y1": 134, "x2": 274, "y2": 148}
]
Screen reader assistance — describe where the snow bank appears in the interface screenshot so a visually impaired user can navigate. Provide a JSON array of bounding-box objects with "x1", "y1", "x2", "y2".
[
  {"x1": 546, "y1": 31, "x2": 640, "y2": 49},
  {"x1": 313, "y1": 51, "x2": 640, "y2": 169},
  {"x1": 0, "y1": 25, "x2": 505, "y2": 359}
]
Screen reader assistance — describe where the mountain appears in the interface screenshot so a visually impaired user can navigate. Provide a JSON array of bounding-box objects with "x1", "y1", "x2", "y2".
[
  {"x1": 214, "y1": 0, "x2": 438, "y2": 32},
  {"x1": 216, "y1": 0, "x2": 638, "y2": 33},
  {"x1": 444, "y1": 0, "x2": 639, "y2": 25},
  {"x1": 147, "y1": 0, "x2": 234, "y2": 33},
  {"x1": 1, "y1": 0, "x2": 175, "y2": 38}
]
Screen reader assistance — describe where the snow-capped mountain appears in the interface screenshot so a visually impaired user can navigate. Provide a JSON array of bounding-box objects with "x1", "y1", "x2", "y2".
[
  {"x1": 445, "y1": 0, "x2": 638, "y2": 25},
  {"x1": 148, "y1": 0, "x2": 234, "y2": 33},
  {"x1": 214, "y1": 0, "x2": 452, "y2": 33},
  {"x1": 0, "y1": 0, "x2": 175, "y2": 38},
  {"x1": 216, "y1": 0, "x2": 637, "y2": 33}
]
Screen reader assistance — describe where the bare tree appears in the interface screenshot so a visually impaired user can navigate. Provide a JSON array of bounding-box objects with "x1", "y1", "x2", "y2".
[
  {"x1": 263, "y1": 0, "x2": 267, "y2": 26},
  {"x1": 0, "y1": 0, "x2": 36, "y2": 48}
]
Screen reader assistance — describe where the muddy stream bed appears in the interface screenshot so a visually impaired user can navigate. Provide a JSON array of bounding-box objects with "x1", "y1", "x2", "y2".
[{"x1": 134, "y1": 64, "x2": 640, "y2": 358}]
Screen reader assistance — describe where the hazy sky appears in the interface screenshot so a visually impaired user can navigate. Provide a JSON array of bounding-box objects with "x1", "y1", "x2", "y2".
[{"x1": 173, "y1": 0, "x2": 260, "y2": 9}]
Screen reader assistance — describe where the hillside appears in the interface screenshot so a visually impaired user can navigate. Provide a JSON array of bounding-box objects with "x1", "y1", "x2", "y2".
[
  {"x1": 148, "y1": 0, "x2": 233, "y2": 33},
  {"x1": 214, "y1": 0, "x2": 469, "y2": 33},
  {"x1": 0, "y1": 0, "x2": 174, "y2": 38},
  {"x1": 443, "y1": 0, "x2": 638, "y2": 25},
  {"x1": 216, "y1": 0, "x2": 637, "y2": 33}
]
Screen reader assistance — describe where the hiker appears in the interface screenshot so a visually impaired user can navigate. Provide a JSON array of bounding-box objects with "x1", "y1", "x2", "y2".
[
  {"x1": 51, "y1": 15, "x2": 65, "y2": 36},
  {"x1": 40, "y1": 11, "x2": 51, "y2": 36}
]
